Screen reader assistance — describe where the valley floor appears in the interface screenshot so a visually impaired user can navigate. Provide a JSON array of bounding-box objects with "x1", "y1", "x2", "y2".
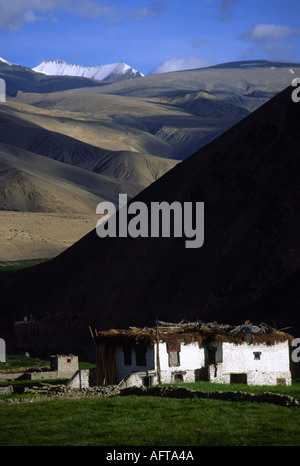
[{"x1": 0, "y1": 211, "x2": 98, "y2": 261}]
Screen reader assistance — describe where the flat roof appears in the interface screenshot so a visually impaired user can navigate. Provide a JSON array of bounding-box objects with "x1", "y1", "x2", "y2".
[{"x1": 91, "y1": 320, "x2": 293, "y2": 347}]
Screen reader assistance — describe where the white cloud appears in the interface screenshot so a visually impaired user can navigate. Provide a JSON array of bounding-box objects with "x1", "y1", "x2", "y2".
[
  {"x1": 238, "y1": 23, "x2": 300, "y2": 62},
  {"x1": 152, "y1": 56, "x2": 214, "y2": 74},
  {"x1": 0, "y1": 0, "x2": 115, "y2": 30},
  {"x1": 238, "y1": 24, "x2": 300, "y2": 42},
  {"x1": 0, "y1": 0, "x2": 165, "y2": 30}
]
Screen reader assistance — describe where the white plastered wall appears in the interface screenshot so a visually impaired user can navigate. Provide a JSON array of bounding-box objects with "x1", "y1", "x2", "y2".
[
  {"x1": 208, "y1": 340, "x2": 291, "y2": 385},
  {"x1": 115, "y1": 339, "x2": 292, "y2": 387}
]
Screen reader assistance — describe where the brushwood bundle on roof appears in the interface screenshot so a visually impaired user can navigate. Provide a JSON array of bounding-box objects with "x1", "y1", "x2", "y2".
[{"x1": 92, "y1": 321, "x2": 294, "y2": 347}]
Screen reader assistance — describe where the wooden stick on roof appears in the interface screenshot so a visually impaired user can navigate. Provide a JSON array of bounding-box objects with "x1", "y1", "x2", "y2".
[{"x1": 156, "y1": 320, "x2": 162, "y2": 384}]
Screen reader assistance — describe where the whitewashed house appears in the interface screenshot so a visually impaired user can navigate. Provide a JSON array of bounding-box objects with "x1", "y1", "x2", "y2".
[{"x1": 91, "y1": 320, "x2": 293, "y2": 387}]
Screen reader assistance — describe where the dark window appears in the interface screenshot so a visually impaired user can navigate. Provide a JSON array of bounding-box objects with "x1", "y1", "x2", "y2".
[
  {"x1": 174, "y1": 372, "x2": 184, "y2": 382},
  {"x1": 230, "y1": 373, "x2": 248, "y2": 384},
  {"x1": 253, "y1": 352, "x2": 261, "y2": 360},
  {"x1": 143, "y1": 375, "x2": 153, "y2": 387},
  {"x1": 207, "y1": 347, "x2": 217, "y2": 365},
  {"x1": 277, "y1": 378, "x2": 286, "y2": 385},
  {"x1": 135, "y1": 346, "x2": 147, "y2": 366},
  {"x1": 123, "y1": 347, "x2": 132, "y2": 366}
]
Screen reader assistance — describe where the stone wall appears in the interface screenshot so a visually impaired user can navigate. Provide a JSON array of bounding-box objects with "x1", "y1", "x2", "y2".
[
  {"x1": 0, "y1": 354, "x2": 79, "y2": 382},
  {"x1": 50, "y1": 354, "x2": 79, "y2": 377},
  {"x1": 0, "y1": 385, "x2": 13, "y2": 395},
  {"x1": 26, "y1": 371, "x2": 66, "y2": 381},
  {"x1": 1, "y1": 383, "x2": 299, "y2": 407},
  {"x1": 0, "y1": 371, "x2": 26, "y2": 381},
  {"x1": 67, "y1": 369, "x2": 91, "y2": 389},
  {"x1": 119, "y1": 385, "x2": 300, "y2": 407}
]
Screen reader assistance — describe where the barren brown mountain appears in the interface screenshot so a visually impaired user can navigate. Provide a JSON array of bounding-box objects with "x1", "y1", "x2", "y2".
[
  {"x1": 0, "y1": 85, "x2": 299, "y2": 359},
  {"x1": 1, "y1": 61, "x2": 299, "y2": 262}
]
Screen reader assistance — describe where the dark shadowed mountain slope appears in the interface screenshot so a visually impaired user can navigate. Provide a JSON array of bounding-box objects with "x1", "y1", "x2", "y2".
[{"x1": 0, "y1": 85, "x2": 299, "y2": 358}]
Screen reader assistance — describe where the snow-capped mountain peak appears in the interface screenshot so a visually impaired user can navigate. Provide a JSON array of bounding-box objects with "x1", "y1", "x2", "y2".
[
  {"x1": 32, "y1": 59, "x2": 144, "y2": 83},
  {"x1": 0, "y1": 57, "x2": 13, "y2": 66}
]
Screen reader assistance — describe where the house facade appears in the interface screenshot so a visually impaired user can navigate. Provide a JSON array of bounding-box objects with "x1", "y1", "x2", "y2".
[{"x1": 90, "y1": 321, "x2": 293, "y2": 387}]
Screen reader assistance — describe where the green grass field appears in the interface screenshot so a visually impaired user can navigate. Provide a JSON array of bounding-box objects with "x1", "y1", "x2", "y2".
[
  {"x1": 0, "y1": 354, "x2": 50, "y2": 371},
  {"x1": 0, "y1": 385, "x2": 299, "y2": 446},
  {"x1": 0, "y1": 354, "x2": 300, "y2": 446}
]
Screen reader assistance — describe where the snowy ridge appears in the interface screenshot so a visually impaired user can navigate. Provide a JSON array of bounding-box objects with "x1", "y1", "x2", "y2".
[
  {"x1": 32, "y1": 59, "x2": 144, "y2": 82},
  {"x1": 0, "y1": 57, "x2": 13, "y2": 66}
]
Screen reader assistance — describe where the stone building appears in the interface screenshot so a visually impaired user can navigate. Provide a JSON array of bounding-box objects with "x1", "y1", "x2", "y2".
[
  {"x1": 50, "y1": 354, "x2": 79, "y2": 378},
  {"x1": 90, "y1": 321, "x2": 293, "y2": 387}
]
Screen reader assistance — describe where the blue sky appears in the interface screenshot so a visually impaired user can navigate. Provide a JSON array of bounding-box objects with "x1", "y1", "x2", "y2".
[{"x1": 0, "y1": 0, "x2": 300, "y2": 75}]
